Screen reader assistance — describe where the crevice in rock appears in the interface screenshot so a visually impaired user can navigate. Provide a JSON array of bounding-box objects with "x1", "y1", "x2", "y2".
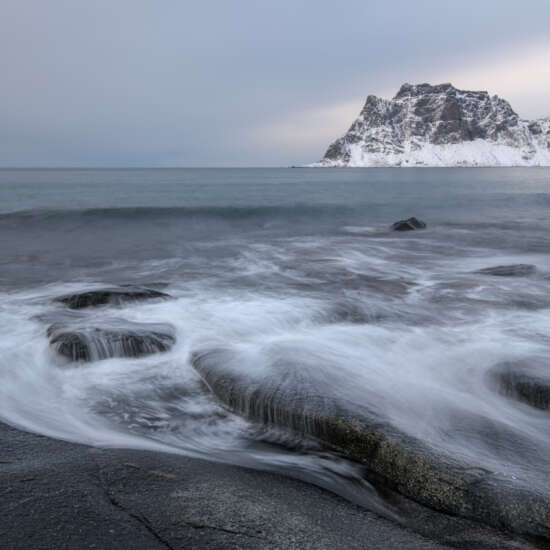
[{"x1": 94, "y1": 461, "x2": 177, "y2": 550}]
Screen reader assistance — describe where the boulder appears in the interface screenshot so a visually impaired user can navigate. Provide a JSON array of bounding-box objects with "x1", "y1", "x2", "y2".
[
  {"x1": 392, "y1": 217, "x2": 426, "y2": 231},
  {"x1": 55, "y1": 285, "x2": 170, "y2": 309},
  {"x1": 191, "y1": 347, "x2": 550, "y2": 539},
  {"x1": 48, "y1": 320, "x2": 175, "y2": 362},
  {"x1": 474, "y1": 264, "x2": 536, "y2": 277}
]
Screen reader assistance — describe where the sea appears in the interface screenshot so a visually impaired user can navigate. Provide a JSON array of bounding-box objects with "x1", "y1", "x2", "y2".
[{"x1": 1, "y1": 167, "x2": 550, "y2": 515}]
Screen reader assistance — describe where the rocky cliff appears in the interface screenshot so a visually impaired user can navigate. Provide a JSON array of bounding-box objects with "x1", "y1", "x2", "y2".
[{"x1": 314, "y1": 83, "x2": 550, "y2": 167}]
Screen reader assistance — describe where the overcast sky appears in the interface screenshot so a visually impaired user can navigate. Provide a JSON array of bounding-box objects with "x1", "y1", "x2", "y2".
[{"x1": 1, "y1": 0, "x2": 549, "y2": 167}]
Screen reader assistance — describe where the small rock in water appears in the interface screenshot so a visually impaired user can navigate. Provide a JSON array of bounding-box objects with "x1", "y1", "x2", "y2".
[
  {"x1": 392, "y1": 217, "x2": 426, "y2": 231},
  {"x1": 474, "y1": 264, "x2": 536, "y2": 277},
  {"x1": 54, "y1": 285, "x2": 170, "y2": 309},
  {"x1": 48, "y1": 320, "x2": 175, "y2": 362}
]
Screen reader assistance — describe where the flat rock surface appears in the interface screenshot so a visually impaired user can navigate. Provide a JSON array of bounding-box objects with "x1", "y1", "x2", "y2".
[{"x1": 0, "y1": 422, "x2": 450, "y2": 550}]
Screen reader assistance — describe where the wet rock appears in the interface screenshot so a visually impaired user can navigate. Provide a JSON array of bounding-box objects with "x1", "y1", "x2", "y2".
[
  {"x1": 392, "y1": 218, "x2": 426, "y2": 231},
  {"x1": 474, "y1": 264, "x2": 536, "y2": 277},
  {"x1": 191, "y1": 347, "x2": 550, "y2": 540},
  {"x1": 489, "y1": 360, "x2": 550, "y2": 411},
  {"x1": 54, "y1": 285, "x2": 170, "y2": 309},
  {"x1": 48, "y1": 320, "x2": 175, "y2": 362},
  {"x1": 4, "y1": 421, "x2": 526, "y2": 550}
]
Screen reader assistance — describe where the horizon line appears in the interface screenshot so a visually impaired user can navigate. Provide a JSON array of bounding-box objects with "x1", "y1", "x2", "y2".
[{"x1": 0, "y1": 166, "x2": 298, "y2": 170}]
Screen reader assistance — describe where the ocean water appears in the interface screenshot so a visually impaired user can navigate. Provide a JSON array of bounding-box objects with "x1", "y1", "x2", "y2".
[{"x1": 1, "y1": 167, "x2": 550, "y2": 517}]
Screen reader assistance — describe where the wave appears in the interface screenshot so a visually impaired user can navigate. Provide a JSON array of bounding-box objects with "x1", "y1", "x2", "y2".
[{"x1": 0, "y1": 204, "x2": 357, "y2": 225}]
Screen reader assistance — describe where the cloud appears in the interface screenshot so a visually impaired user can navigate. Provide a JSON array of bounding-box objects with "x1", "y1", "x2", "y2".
[
  {"x1": 1, "y1": 1, "x2": 549, "y2": 166},
  {"x1": 252, "y1": 99, "x2": 364, "y2": 162},
  {"x1": 439, "y1": 41, "x2": 550, "y2": 119}
]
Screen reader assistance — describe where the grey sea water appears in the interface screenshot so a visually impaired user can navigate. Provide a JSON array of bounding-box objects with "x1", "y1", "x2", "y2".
[{"x1": 1, "y1": 167, "x2": 550, "y2": 519}]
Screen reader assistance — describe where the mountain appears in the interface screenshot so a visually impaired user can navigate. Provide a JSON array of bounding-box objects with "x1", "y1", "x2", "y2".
[{"x1": 312, "y1": 83, "x2": 550, "y2": 167}]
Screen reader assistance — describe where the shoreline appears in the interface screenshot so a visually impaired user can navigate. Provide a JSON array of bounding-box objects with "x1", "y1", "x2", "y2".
[
  {"x1": 0, "y1": 421, "x2": 444, "y2": 550},
  {"x1": 0, "y1": 421, "x2": 539, "y2": 549}
]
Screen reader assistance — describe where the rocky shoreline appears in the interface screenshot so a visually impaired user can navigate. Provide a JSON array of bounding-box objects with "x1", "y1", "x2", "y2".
[
  {"x1": 0, "y1": 421, "x2": 447, "y2": 550},
  {"x1": 4, "y1": 270, "x2": 550, "y2": 549},
  {"x1": 0, "y1": 421, "x2": 541, "y2": 550},
  {"x1": 191, "y1": 348, "x2": 550, "y2": 542}
]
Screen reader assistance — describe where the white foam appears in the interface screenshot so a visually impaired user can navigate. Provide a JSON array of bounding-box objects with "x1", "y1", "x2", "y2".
[{"x1": 1, "y1": 234, "x2": 550, "y2": 500}]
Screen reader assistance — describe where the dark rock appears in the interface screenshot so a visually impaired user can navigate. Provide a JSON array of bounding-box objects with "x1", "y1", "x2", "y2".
[
  {"x1": 55, "y1": 285, "x2": 170, "y2": 309},
  {"x1": 474, "y1": 264, "x2": 536, "y2": 277},
  {"x1": 5, "y1": 421, "x2": 524, "y2": 550},
  {"x1": 191, "y1": 347, "x2": 550, "y2": 539},
  {"x1": 48, "y1": 320, "x2": 175, "y2": 362},
  {"x1": 489, "y1": 360, "x2": 550, "y2": 410},
  {"x1": 392, "y1": 217, "x2": 427, "y2": 231}
]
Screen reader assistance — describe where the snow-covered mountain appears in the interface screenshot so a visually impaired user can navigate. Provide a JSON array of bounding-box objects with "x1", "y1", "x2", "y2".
[{"x1": 313, "y1": 83, "x2": 550, "y2": 167}]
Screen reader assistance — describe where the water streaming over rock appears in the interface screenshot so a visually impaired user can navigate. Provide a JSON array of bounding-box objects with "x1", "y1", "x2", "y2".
[{"x1": 1, "y1": 168, "x2": 550, "y2": 537}]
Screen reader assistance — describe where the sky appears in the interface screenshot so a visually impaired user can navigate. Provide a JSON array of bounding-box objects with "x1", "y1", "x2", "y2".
[{"x1": 1, "y1": 0, "x2": 549, "y2": 167}]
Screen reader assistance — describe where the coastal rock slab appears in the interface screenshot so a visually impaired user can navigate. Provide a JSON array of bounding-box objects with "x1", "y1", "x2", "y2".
[
  {"x1": 191, "y1": 346, "x2": 550, "y2": 539},
  {"x1": 6, "y1": 421, "x2": 522, "y2": 550},
  {"x1": 55, "y1": 285, "x2": 170, "y2": 309},
  {"x1": 48, "y1": 320, "x2": 175, "y2": 362}
]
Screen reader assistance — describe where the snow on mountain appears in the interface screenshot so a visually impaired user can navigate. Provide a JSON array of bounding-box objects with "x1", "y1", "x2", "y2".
[{"x1": 312, "y1": 83, "x2": 550, "y2": 167}]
